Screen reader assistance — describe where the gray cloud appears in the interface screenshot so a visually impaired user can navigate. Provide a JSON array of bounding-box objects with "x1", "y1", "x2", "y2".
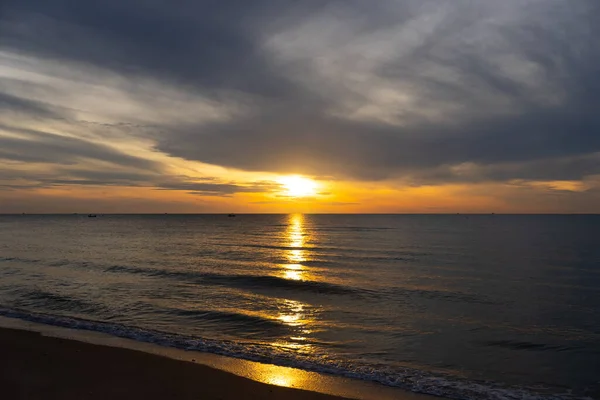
[
  {"x1": 1, "y1": 0, "x2": 600, "y2": 187},
  {"x1": 0, "y1": 163, "x2": 281, "y2": 197},
  {"x1": 156, "y1": 180, "x2": 281, "y2": 197},
  {"x1": 410, "y1": 153, "x2": 600, "y2": 185},
  {"x1": 0, "y1": 0, "x2": 301, "y2": 98},
  {"x1": 157, "y1": 105, "x2": 600, "y2": 181},
  {"x1": 0, "y1": 123, "x2": 159, "y2": 170},
  {"x1": 0, "y1": 91, "x2": 64, "y2": 119},
  {"x1": 0, "y1": 193, "x2": 211, "y2": 214}
]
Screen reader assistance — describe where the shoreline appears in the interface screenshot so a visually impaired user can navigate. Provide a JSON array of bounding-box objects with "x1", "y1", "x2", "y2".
[{"x1": 0, "y1": 315, "x2": 433, "y2": 400}]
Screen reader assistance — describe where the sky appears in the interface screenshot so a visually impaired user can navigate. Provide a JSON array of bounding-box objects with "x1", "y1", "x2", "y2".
[{"x1": 1, "y1": 0, "x2": 599, "y2": 213}]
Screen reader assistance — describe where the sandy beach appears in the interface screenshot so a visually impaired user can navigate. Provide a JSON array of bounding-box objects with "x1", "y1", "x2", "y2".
[{"x1": 0, "y1": 326, "x2": 350, "y2": 400}]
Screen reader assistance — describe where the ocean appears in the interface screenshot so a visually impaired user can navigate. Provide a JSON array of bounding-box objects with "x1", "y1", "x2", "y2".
[{"x1": 0, "y1": 214, "x2": 598, "y2": 399}]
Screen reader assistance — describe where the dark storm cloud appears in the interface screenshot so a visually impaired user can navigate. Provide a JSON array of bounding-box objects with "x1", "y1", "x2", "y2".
[{"x1": 2, "y1": 0, "x2": 600, "y2": 184}]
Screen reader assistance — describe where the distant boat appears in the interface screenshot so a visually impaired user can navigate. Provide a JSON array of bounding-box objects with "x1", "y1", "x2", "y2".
[
  {"x1": 228, "y1": 214, "x2": 236, "y2": 217},
  {"x1": 88, "y1": 214, "x2": 97, "y2": 218}
]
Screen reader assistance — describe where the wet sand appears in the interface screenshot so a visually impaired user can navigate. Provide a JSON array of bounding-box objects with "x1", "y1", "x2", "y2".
[{"x1": 0, "y1": 326, "x2": 349, "y2": 400}]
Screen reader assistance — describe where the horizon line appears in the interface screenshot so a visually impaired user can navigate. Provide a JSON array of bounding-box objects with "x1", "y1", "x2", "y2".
[{"x1": 2, "y1": 213, "x2": 600, "y2": 216}]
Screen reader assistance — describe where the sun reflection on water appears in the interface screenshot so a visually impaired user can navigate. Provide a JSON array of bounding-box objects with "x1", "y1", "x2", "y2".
[
  {"x1": 282, "y1": 214, "x2": 308, "y2": 280},
  {"x1": 283, "y1": 269, "x2": 303, "y2": 281},
  {"x1": 287, "y1": 213, "x2": 307, "y2": 262},
  {"x1": 274, "y1": 298, "x2": 314, "y2": 351},
  {"x1": 266, "y1": 373, "x2": 295, "y2": 387},
  {"x1": 277, "y1": 299, "x2": 306, "y2": 327},
  {"x1": 270, "y1": 215, "x2": 321, "y2": 353}
]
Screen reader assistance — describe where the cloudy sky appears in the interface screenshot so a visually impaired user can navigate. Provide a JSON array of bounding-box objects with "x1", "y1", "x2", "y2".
[{"x1": 1, "y1": 0, "x2": 599, "y2": 213}]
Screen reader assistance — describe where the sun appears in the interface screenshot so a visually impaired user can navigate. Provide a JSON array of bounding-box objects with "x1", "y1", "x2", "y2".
[{"x1": 278, "y1": 175, "x2": 318, "y2": 197}]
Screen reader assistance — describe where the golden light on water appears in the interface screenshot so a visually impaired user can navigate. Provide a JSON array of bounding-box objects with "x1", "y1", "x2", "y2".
[
  {"x1": 279, "y1": 215, "x2": 309, "y2": 327},
  {"x1": 278, "y1": 175, "x2": 319, "y2": 198},
  {"x1": 278, "y1": 313, "x2": 301, "y2": 325},
  {"x1": 288, "y1": 214, "x2": 303, "y2": 242},
  {"x1": 268, "y1": 214, "x2": 319, "y2": 353},
  {"x1": 242, "y1": 362, "x2": 351, "y2": 396},
  {"x1": 266, "y1": 374, "x2": 294, "y2": 387},
  {"x1": 283, "y1": 214, "x2": 308, "y2": 279},
  {"x1": 277, "y1": 299, "x2": 306, "y2": 326},
  {"x1": 283, "y1": 269, "x2": 303, "y2": 281},
  {"x1": 273, "y1": 298, "x2": 314, "y2": 352}
]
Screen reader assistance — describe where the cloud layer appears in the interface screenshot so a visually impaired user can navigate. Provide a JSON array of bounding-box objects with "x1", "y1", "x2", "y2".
[{"x1": 1, "y1": 0, "x2": 599, "y2": 211}]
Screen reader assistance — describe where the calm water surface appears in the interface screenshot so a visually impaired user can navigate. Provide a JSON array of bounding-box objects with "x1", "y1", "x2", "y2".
[{"x1": 0, "y1": 214, "x2": 599, "y2": 399}]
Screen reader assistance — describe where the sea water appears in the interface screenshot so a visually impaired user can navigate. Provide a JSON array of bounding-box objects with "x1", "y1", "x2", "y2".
[{"x1": 0, "y1": 214, "x2": 598, "y2": 399}]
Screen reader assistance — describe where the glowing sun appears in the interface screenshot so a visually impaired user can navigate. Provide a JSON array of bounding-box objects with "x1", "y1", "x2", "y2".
[{"x1": 278, "y1": 176, "x2": 318, "y2": 197}]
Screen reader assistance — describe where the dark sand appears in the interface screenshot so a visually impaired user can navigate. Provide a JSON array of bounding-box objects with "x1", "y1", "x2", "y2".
[{"x1": 0, "y1": 327, "x2": 350, "y2": 400}]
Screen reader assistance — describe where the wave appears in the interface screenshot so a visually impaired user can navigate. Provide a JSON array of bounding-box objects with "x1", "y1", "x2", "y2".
[
  {"x1": 0, "y1": 256, "x2": 98, "y2": 270},
  {"x1": 212, "y1": 242, "x2": 426, "y2": 262},
  {"x1": 400, "y1": 287, "x2": 498, "y2": 305},
  {"x1": 10, "y1": 289, "x2": 111, "y2": 315},
  {"x1": 2, "y1": 257, "x2": 495, "y2": 305},
  {"x1": 0, "y1": 256, "x2": 41, "y2": 263},
  {"x1": 0, "y1": 307, "x2": 588, "y2": 400},
  {"x1": 312, "y1": 226, "x2": 395, "y2": 232},
  {"x1": 170, "y1": 308, "x2": 289, "y2": 335},
  {"x1": 105, "y1": 265, "x2": 365, "y2": 296},
  {"x1": 105, "y1": 265, "x2": 491, "y2": 305},
  {"x1": 483, "y1": 340, "x2": 583, "y2": 352},
  {"x1": 215, "y1": 243, "x2": 335, "y2": 252}
]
